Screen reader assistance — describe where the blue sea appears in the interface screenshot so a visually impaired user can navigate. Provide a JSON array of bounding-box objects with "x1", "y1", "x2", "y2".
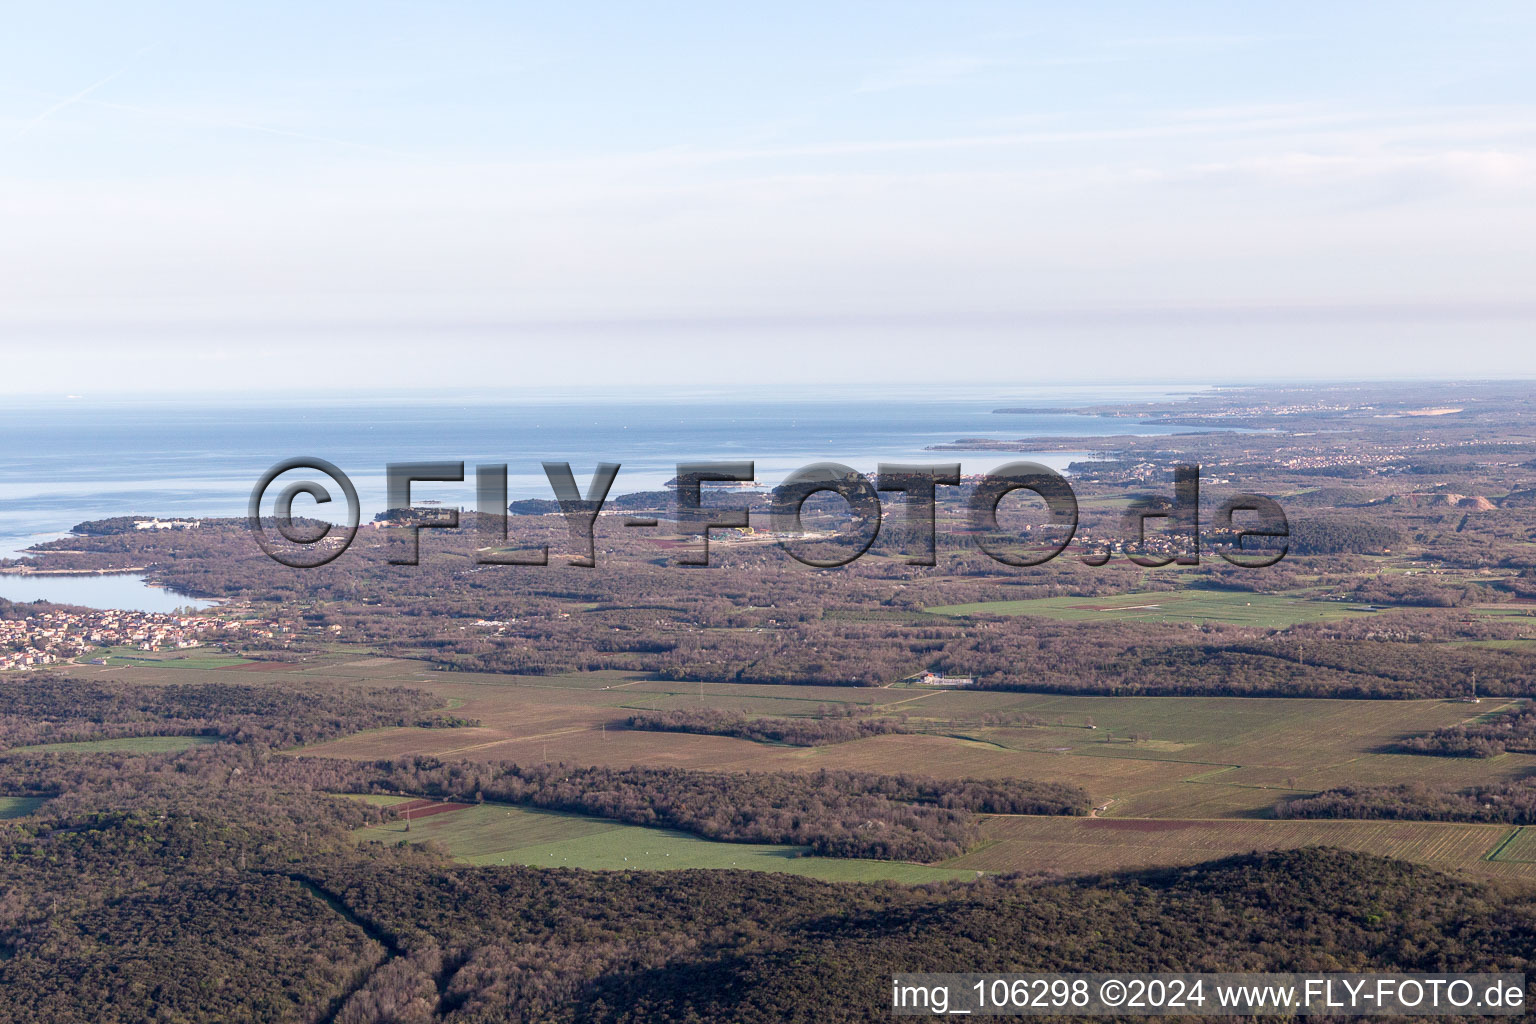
[{"x1": 0, "y1": 385, "x2": 1219, "y2": 609}]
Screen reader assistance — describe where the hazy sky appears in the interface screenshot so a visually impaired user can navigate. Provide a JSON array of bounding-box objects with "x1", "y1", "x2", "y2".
[{"x1": 3, "y1": 2, "x2": 1536, "y2": 394}]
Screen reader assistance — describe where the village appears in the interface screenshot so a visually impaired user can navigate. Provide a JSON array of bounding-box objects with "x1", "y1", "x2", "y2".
[{"x1": 0, "y1": 605, "x2": 282, "y2": 671}]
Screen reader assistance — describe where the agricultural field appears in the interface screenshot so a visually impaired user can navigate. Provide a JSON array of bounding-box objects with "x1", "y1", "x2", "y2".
[
  {"x1": 944, "y1": 815, "x2": 1522, "y2": 880},
  {"x1": 96, "y1": 647, "x2": 255, "y2": 670},
  {"x1": 349, "y1": 793, "x2": 418, "y2": 807},
  {"x1": 8, "y1": 735, "x2": 222, "y2": 755},
  {"x1": 68, "y1": 653, "x2": 1528, "y2": 883},
  {"x1": 294, "y1": 667, "x2": 1518, "y2": 822},
  {"x1": 0, "y1": 796, "x2": 46, "y2": 819},
  {"x1": 1489, "y1": 826, "x2": 1536, "y2": 864},
  {"x1": 926, "y1": 589, "x2": 1377, "y2": 627},
  {"x1": 349, "y1": 799, "x2": 975, "y2": 883}
]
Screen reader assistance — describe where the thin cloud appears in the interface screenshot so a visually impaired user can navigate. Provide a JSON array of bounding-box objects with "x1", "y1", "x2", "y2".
[{"x1": 11, "y1": 44, "x2": 154, "y2": 141}]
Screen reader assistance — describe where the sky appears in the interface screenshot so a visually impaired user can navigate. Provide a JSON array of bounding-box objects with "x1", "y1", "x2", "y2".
[{"x1": 2, "y1": 1, "x2": 1536, "y2": 394}]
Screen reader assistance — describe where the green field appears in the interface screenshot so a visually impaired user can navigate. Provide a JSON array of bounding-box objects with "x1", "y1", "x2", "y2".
[
  {"x1": 349, "y1": 793, "x2": 419, "y2": 807},
  {"x1": 102, "y1": 650, "x2": 254, "y2": 669},
  {"x1": 1490, "y1": 826, "x2": 1536, "y2": 863},
  {"x1": 1464, "y1": 606, "x2": 1536, "y2": 618},
  {"x1": 927, "y1": 590, "x2": 1377, "y2": 627},
  {"x1": 8, "y1": 735, "x2": 222, "y2": 755},
  {"x1": 350, "y1": 800, "x2": 975, "y2": 883},
  {"x1": 0, "y1": 796, "x2": 46, "y2": 819}
]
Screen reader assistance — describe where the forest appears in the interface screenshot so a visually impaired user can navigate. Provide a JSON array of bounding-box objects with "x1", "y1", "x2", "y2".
[
  {"x1": 625, "y1": 706, "x2": 913, "y2": 746},
  {"x1": 1395, "y1": 703, "x2": 1536, "y2": 758},
  {"x1": 1277, "y1": 778, "x2": 1536, "y2": 825},
  {"x1": 275, "y1": 755, "x2": 1090, "y2": 862},
  {"x1": 0, "y1": 675, "x2": 444, "y2": 751},
  {"x1": 0, "y1": 742, "x2": 1532, "y2": 1022}
]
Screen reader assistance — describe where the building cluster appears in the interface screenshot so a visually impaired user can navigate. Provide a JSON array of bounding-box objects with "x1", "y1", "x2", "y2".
[
  {"x1": 1259, "y1": 437, "x2": 1461, "y2": 472},
  {"x1": 1274, "y1": 451, "x2": 1404, "y2": 471},
  {"x1": 0, "y1": 607, "x2": 279, "y2": 671},
  {"x1": 917, "y1": 671, "x2": 975, "y2": 687},
  {"x1": 132, "y1": 518, "x2": 201, "y2": 531}
]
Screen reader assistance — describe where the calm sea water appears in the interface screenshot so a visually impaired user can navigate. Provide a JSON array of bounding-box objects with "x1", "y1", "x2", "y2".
[
  {"x1": 0, "y1": 385, "x2": 1218, "y2": 607},
  {"x1": 0, "y1": 574, "x2": 217, "y2": 614}
]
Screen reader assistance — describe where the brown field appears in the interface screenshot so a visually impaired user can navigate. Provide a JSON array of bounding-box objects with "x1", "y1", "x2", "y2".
[{"x1": 393, "y1": 799, "x2": 471, "y2": 819}]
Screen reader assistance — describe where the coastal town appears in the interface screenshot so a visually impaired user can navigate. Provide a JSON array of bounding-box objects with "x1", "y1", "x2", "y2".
[{"x1": 0, "y1": 604, "x2": 281, "y2": 671}]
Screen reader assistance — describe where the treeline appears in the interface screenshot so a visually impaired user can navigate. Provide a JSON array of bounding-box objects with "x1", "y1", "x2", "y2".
[
  {"x1": 278, "y1": 757, "x2": 1090, "y2": 863},
  {"x1": 1396, "y1": 703, "x2": 1536, "y2": 757},
  {"x1": 0, "y1": 598, "x2": 78, "y2": 621},
  {"x1": 1350, "y1": 575, "x2": 1488, "y2": 608},
  {"x1": 625, "y1": 707, "x2": 912, "y2": 746},
  {"x1": 0, "y1": 676, "x2": 443, "y2": 751},
  {"x1": 1277, "y1": 778, "x2": 1536, "y2": 824},
  {"x1": 416, "y1": 715, "x2": 481, "y2": 728},
  {"x1": 1288, "y1": 515, "x2": 1402, "y2": 555},
  {"x1": 944, "y1": 629, "x2": 1536, "y2": 700},
  {"x1": 429, "y1": 613, "x2": 1536, "y2": 699}
]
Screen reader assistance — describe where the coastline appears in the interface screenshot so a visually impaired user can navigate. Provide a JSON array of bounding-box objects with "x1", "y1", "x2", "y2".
[{"x1": 0, "y1": 565, "x2": 150, "y2": 576}]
